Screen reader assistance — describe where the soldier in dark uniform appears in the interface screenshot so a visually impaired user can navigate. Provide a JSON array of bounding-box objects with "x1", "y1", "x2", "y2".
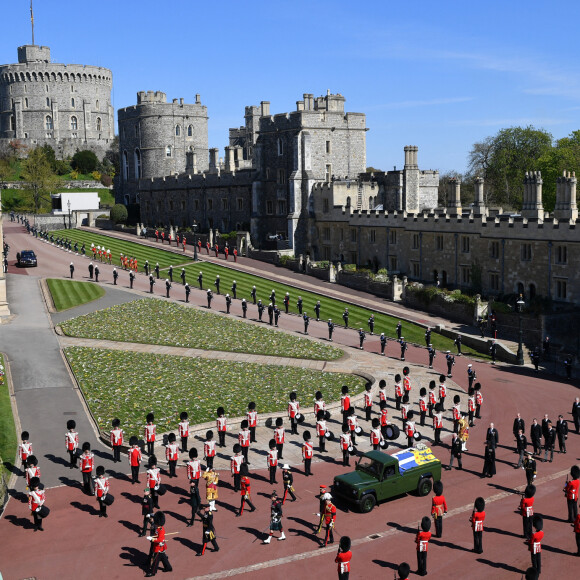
[
  {"x1": 274, "y1": 306, "x2": 281, "y2": 326},
  {"x1": 88, "y1": 262, "x2": 94, "y2": 279},
  {"x1": 269, "y1": 290, "x2": 276, "y2": 305},
  {"x1": 144, "y1": 260, "x2": 149, "y2": 276},
  {"x1": 342, "y1": 308, "x2": 349, "y2": 328},
  {"x1": 214, "y1": 275, "x2": 220, "y2": 295},
  {"x1": 231, "y1": 280, "x2": 237, "y2": 299},
  {"x1": 427, "y1": 344, "x2": 435, "y2": 368},
  {"x1": 185, "y1": 283, "x2": 190, "y2": 303},
  {"x1": 139, "y1": 487, "x2": 155, "y2": 536},
  {"x1": 282, "y1": 465, "x2": 297, "y2": 503},
  {"x1": 425, "y1": 328, "x2": 431, "y2": 347},
  {"x1": 81, "y1": 242, "x2": 85, "y2": 256},
  {"x1": 303, "y1": 312, "x2": 310, "y2": 334},
  {"x1": 542, "y1": 336, "x2": 551, "y2": 360},
  {"x1": 516, "y1": 429, "x2": 528, "y2": 469},
  {"x1": 187, "y1": 478, "x2": 201, "y2": 527},
  {"x1": 129, "y1": 270, "x2": 135, "y2": 289},
  {"x1": 263, "y1": 491, "x2": 285, "y2": 543},
  {"x1": 467, "y1": 364, "x2": 476, "y2": 389},
  {"x1": 380, "y1": 333, "x2": 387, "y2": 356},
  {"x1": 358, "y1": 328, "x2": 365, "y2": 350},
  {"x1": 396, "y1": 321, "x2": 402, "y2": 340},
  {"x1": 154, "y1": 263, "x2": 160, "y2": 279},
  {"x1": 94, "y1": 265, "x2": 100, "y2": 282},
  {"x1": 207, "y1": 289, "x2": 213, "y2": 309},
  {"x1": 445, "y1": 433, "x2": 462, "y2": 470},
  {"x1": 478, "y1": 317, "x2": 485, "y2": 338},
  {"x1": 257, "y1": 300, "x2": 264, "y2": 322},
  {"x1": 241, "y1": 299, "x2": 247, "y2": 318},
  {"x1": 225, "y1": 294, "x2": 232, "y2": 314},
  {"x1": 530, "y1": 418, "x2": 542, "y2": 455},
  {"x1": 197, "y1": 271, "x2": 203, "y2": 290},
  {"x1": 328, "y1": 319, "x2": 335, "y2": 341},
  {"x1": 149, "y1": 274, "x2": 155, "y2": 293},
  {"x1": 284, "y1": 292, "x2": 290, "y2": 314},
  {"x1": 268, "y1": 303, "x2": 274, "y2": 325},
  {"x1": 530, "y1": 349, "x2": 540, "y2": 372},
  {"x1": 543, "y1": 421, "x2": 556, "y2": 462},
  {"x1": 180, "y1": 268, "x2": 186, "y2": 285},
  {"x1": 399, "y1": 337, "x2": 407, "y2": 361},
  {"x1": 454, "y1": 334, "x2": 462, "y2": 355},
  {"x1": 168, "y1": 266, "x2": 173, "y2": 283},
  {"x1": 489, "y1": 340, "x2": 497, "y2": 363},
  {"x1": 165, "y1": 279, "x2": 171, "y2": 298},
  {"x1": 251, "y1": 286, "x2": 257, "y2": 304},
  {"x1": 70, "y1": 262, "x2": 75, "y2": 279},
  {"x1": 523, "y1": 451, "x2": 537, "y2": 486},
  {"x1": 368, "y1": 315, "x2": 374, "y2": 335},
  {"x1": 196, "y1": 504, "x2": 219, "y2": 555},
  {"x1": 297, "y1": 296, "x2": 303, "y2": 314},
  {"x1": 445, "y1": 351, "x2": 455, "y2": 377},
  {"x1": 111, "y1": 267, "x2": 117, "y2": 285}
]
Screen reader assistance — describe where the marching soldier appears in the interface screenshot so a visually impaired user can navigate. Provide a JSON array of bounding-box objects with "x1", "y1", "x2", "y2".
[
  {"x1": 165, "y1": 279, "x2": 171, "y2": 298},
  {"x1": 427, "y1": 344, "x2": 435, "y2": 368},
  {"x1": 186, "y1": 478, "x2": 201, "y2": 528},
  {"x1": 247, "y1": 402, "x2": 258, "y2": 443},
  {"x1": 302, "y1": 431, "x2": 313, "y2": 476},
  {"x1": 149, "y1": 274, "x2": 155, "y2": 293},
  {"x1": 288, "y1": 392, "x2": 300, "y2": 435},
  {"x1": 80, "y1": 441, "x2": 95, "y2": 495},
  {"x1": 225, "y1": 294, "x2": 232, "y2": 314},
  {"x1": 216, "y1": 407, "x2": 227, "y2": 448},
  {"x1": 204, "y1": 430, "x2": 216, "y2": 470},
  {"x1": 231, "y1": 444, "x2": 243, "y2": 492},
  {"x1": 316, "y1": 488, "x2": 330, "y2": 534},
  {"x1": 187, "y1": 447, "x2": 201, "y2": 487},
  {"x1": 147, "y1": 456, "x2": 162, "y2": 509},
  {"x1": 110, "y1": 418, "x2": 124, "y2": 463},
  {"x1": 347, "y1": 408, "x2": 360, "y2": 445},
  {"x1": 202, "y1": 467, "x2": 219, "y2": 512},
  {"x1": 282, "y1": 464, "x2": 297, "y2": 503},
  {"x1": 396, "y1": 563, "x2": 411, "y2": 580},
  {"x1": 196, "y1": 504, "x2": 220, "y2": 556},
  {"x1": 467, "y1": 388, "x2": 476, "y2": 427},
  {"x1": 335, "y1": 536, "x2": 352, "y2": 580},
  {"x1": 425, "y1": 328, "x2": 431, "y2": 347},
  {"x1": 128, "y1": 436, "x2": 142, "y2": 484},
  {"x1": 368, "y1": 314, "x2": 375, "y2": 335},
  {"x1": 165, "y1": 433, "x2": 179, "y2": 478},
  {"x1": 264, "y1": 491, "x2": 285, "y2": 543},
  {"x1": 140, "y1": 487, "x2": 155, "y2": 536},
  {"x1": 564, "y1": 465, "x2": 580, "y2": 522},
  {"x1": 316, "y1": 411, "x2": 328, "y2": 453},
  {"x1": 342, "y1": 308, "x2": 349, "y2": 328},
  {"x1": 340, "y1": 425, "x2": 352, "y2": 465},
  {"x1": 416, "y1": 516, "x2": 432, "y2": 576},
  {"x1": 399, "y1": 337, "x2": 407, "y2": 361},
  {"x1": 380, "y1": 333, "x2": 387, "y2": 355},
  {"x1": 432, "y1": 402, "x2": 443, "y2": 446},
  {"x1": 322, "y1": 495, "x2": 337, "y2": 547},
  {"x1": 341, "y1": 385, "x2": 351, "y2": 427},
  {"x1": 358, "y1": 328, "x2": 365, "y2": 350},
  {"x1": 94, "y1": 465, "x2": 111, "y2": 518},
  {"x1": 439, "y1": 375, "x2": 447, "y2": 411},
  {"x1": 520, "y1": 484, "x2": 536, "y2": 539},
  {"x1": 144, "y1": 413, "x2": 156, "y2": 456},
  {"x1": 431, "y1": 480, "x2": 447, "y2": 537},
  {"x1": 396, "y1": 321, "x2": 402, "y2": 340},
  {"x1": 251, "y1": 285, "x2": 257, "y2": 304},
  {"x1": 214, "y1": 275, "x2": 220, "y2": 295},
  {"x1": 445, "y1": 351, "x2": 455, "y2": 377},
  {"x1": 28, "y1": 477, "x2": 46, "y2": 531},
  {"x1": 529, "y1": 515, "x2": 543, "y2": 574},
  {"x1": 231, "y1": 280, "x2": 237, "y2": 299},
  {"x1": 238, "y1": 420, "x2": 251, "y2": 464},
  {"x1": 65, "y1": 420, "x2": 79, "y2": 469},
  {"x1": 470, "y1": 497, "x2": 486, "y2": 554},
  {"x1": 315, "y1": 300, "x2": 321, "y2": 321},
  {"x1": 328, "y1": 319, "x2": 335, "y2": 341},
  {"x1": 363, "y1": 383, "x2": 373, "y2": 421},
  {"x1": 445, "y1": 433, "x2": 463, "y2": 471},
  {"x1": 237, "y1": 463, "x2": 256, "y2": 516},
  {"x1": 284, "y1": 292, "x2": 290, "y2": 314},
  {"x1": 257, "y1": 299, "x2": 265, "y2": 322},
  {"x1": 377, "y1": 379, "x2": 387, "y2": 406},
  {"x1": 198, "y1": 271, "x2": 203, "y2": 290},
  {"x1": 303, "y1": 312, "x2": 310, "y2": 334},
  {"x1": 394, "y1": 374, "x2": 403, "y2": 411},
  {"x1": 268, "y1": 439, "x2": 279, "y2": 484},
  {"x1": 25, "y1": 456, "x2": 41, "y2": 488},
  {"x1": 207, "y1": 288, "x2": 213, "y2": 309},
  {"x1": 275, "y1": 417, "x2": 285, "y2": 459},
  {"x1": 145, "y1": 512, "x2": 173, "y2": 575},
  {"x1": 241, "y1": 298, "x2": 248, "y2": 318},
  {"x1": 467, "y1": 364, "x2": 476, "y2": 389},
  {"x1": 274, "y1": 305, "x2": 281, "y2": 326}
]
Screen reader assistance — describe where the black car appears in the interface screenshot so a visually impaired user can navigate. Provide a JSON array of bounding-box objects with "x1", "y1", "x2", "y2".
[{"x1": 16, "y1": 250, "x2": 38, "y2": 267}]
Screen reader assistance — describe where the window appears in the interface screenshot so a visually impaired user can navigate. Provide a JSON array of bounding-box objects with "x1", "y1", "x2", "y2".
[
  {"x1": 96, "y1": 100, "x2": 99, "y2": 109},
  {"x1": 490, "y1": 241, "x2": 499, "y2": 259},
  {"x1": 96, "y1": 117, "x2": 102, "y2": 131},
  {"x1": 521, "y1": 244, "x2": 532, "y2": 261},
  {"x1": 556, "y1": 246, "x2": 567, "y2": 264},
  {"x1": 412, "y1": 262, "x2": 420, "y2": 277},
  {"x1": 556, "y1": 279, "x2": 567, "y2": 300},
  {"x1": 169, "y1": 201, "x2": 174, "y2": 211},
  {"x1": 207, "y1": 199, "x2": 213, "y2": 210},
  {"x1": 436, "y1": 235, "x2": 444, "y2": 251},
  {"x1": 46, "y1": 97, "x2": 50, "y2": 107},
  {"x1": 70, "y1": 116, "x2": 78, "y2": 131},
  {"x1": 277, "y1": 200, "x2": 286, "y2": 214},
  {"x1": 350, "y1": 252, "x2": 358, "y2": 265},
  {"x1": 166, "y1": 146, "x2": 172, "y2": 157},
  {"x1": 45, "y1": 115, "x2": 53, "y2": 130},
  {"x1": 350, "y1": 228, "x2": 357, "y2": 242},
  {"x1": 237, "y1": 198, "x2": 244, "y2": 211},
  {"x1": 412, "y1": 234, "x2": 419, "y2": 249},
  {"x1": 323, "y1": 227, "x2": 330, "y2": 241},
  {"x1": 390, "y1": 256, "x2": 398, "y2": 271},
  {"x1": 370, "y1": 229, "x2": 376, "y2": 243},
  {"x1": 277, "y1": 168, "x2": 286, "y2": 185},
  {"x1": 135, "y1": 124, "x2": 140, "y2": 137},
  {"x1": 389, "y1": 230, "x2": 397, "y2": 244},
  {"x1": 71, "y1": 97, "x2": 75, "y2": 107},
  {"x1": 134, "y1": 149, "x2": 141, "y2": 179},
  {"x1": 323, "y1": 198, "x2": 329, "y2": 213},
  {"x1": 122, "y1": 151, "x2": 129, "y2": 180},
  {"x1": 461, "y1": 236, "x2": 470, "y2": 253},
  {"x1": 175, "y1": 125, "x2": 181, "y2": 136},
  {"x1": 489, "y1": 272, "x2": 499, "y2": 291},
  {"x1": 346, "y1": 196, "x2": 351, "y2": 207},
  {"x1": 461, "y1": 266, "x2": 471, "y2": 285},
  {"x1": 277, "y1": 138, "x2": 283, "y2": 156},
  {"x1": 323, "y1": 246, "x2": 331, "y2": 260},
  {"x1": 24, "y1": 97, "x2": 28, "y2": 108},
  {"x1": 326, "y1": 140, "x2": 331, "y2": 154},
  {"x1": 187, "y1": 125, "x2": 193, "y2": 137},
  {"x1": 325, "y1": 164, "x2": 332, "y2": 182},
  {"x1": 222, "y1": 199, "x2": 229, "y2": 210},
  {"x1": 266, "y1": 200, "x2": 274, "y2": 214}
]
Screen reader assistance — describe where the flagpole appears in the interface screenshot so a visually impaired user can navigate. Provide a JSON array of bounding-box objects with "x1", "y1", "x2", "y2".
[{"x1": 30, "y1": 1, "x2": 35, "y2": 46}]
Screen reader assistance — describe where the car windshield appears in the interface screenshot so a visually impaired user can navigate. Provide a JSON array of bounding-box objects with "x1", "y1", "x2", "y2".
[
  {"x1": 357, "y1": 457, "x2": 383, "y2": 477},
  {"x1": 21, "y1": 251, "x2": 35, "y2": 258}
]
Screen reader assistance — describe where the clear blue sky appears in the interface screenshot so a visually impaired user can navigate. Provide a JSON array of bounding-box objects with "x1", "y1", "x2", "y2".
[{"x1": 3, "y1": 0, "x2": 579, "y2": 174}]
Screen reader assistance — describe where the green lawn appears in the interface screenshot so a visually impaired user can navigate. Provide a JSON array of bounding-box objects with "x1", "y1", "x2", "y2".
[
  {"x1": 50, "y1": 229, "x2": 488, "y2": 358},
  {"x1": 65, "y1": 347, "x2": 366, "y2": 434},
  {"x1": 61, "y1": 299, "x2": 344, "y2": 360},
  {"x1": 0, "y1": 353, "x2": 17, "y2": 483},
  {"x1": 47, "y1": 278, "x2": 105, "y2": 311}
]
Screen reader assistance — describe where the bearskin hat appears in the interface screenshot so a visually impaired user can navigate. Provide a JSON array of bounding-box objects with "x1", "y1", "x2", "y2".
[
  {"x1": 129, "y1": 436, "x2": 139, "y2": 447},
  {"x1": 180, "y1": 411, "x2": 188, "y2": 421},
  {"x1": 154, "y1": 511, "x2": 166, "y2": 527},
  {"x1": 453, "y1": 395, "x2": 461, "y2": 404},
  {"x1": 248, "y1": 401, "x2": 256, "y2": 410},
  {"x1": 421, "y1": 516, "x2": 431, "y2": 532},
  {"x1": 474, "y1": 382, "x2": 481, "y2": 390},
  {"x1": 112, "y1": 418, "x2": 120, "y2": 428},
  {"x1": 571, "y1": 465, "x2": 580, "y2": 479},
  {"x1": 217, "y1": 407, "x2": 225, "y2": 416},
  {"x1": 233, "y1": 443, "x2": 241, "y2": 454},
  {"x1": 379, "y1": 379, "x2": 386, "y2": 388},
  {"x1": 406, "y1": 410, "x2": 414, "y2": 420},
  {"x1": 275, "y1": 417, "x2": 283, "y2": 427},
  {"x1": 372, "y1": 418, "x2": 380, "y2": 428},
  {"x1": 420, "y1": 387, "x2": 427, "y2": 396},
  {"x1": 289, "y1": 392, "x2": 297, "y2": 401},
  {"x1": 316, "y1": 410, "x2": 325, "y2": 421},
  {"x1": 303, "y1": 430, "x2": 311, "y2": 441},
  {"x1": 402, "y1": 394, "x2": 410, "y2": 404},
  {"x1": 189, "y1": 448, "x2": 198, "y2": 459},
  {"x1": 96, "y1": 465, "x2": 105, "y2": 477},
  {"x1": 397, "y1": 562, "x2": 410, "y2": 579},
  {"x1": 341, "y1": 385, "x2": 349, "y2": 395},
  {"x1": 403, "y1": 366, "x2": 410, "y2": 375},
  {"x1": 66, "y1": 420, "x2": 76, "y2": 430},
  {"x1": 342, "y1": 424, "x2": 349, "y2": 433},
  {"x1": 433, "y1": 480, "x2": 443, "y2": 496},
  {"x1": 339, "y1": 536, "x2": 351, "y2": 551},
  {"x1": 206, "y1": 430, "x2": 213, "y2": 440},
  {"x1": 29, "y1": 476, "x2": 40, "y2": 489},
  {"x1": 468, "y1": 387, "x2": 474, "y2": 396},
  {"x1": 241, "y1": 419, "x2": 249, "y2": 430},
  {"x1": 524, "y1": 484, "x2": 536, "y2": 499},
  {"x1": 148, "y1": 455, "x2": 157, "y2": 467},
  {"x1": 21, "y1": 431, "x2": 29, "y2": 440},
  {"x1": 146, "y1": 413, "x2": 155, "y2": 423},
  {"x1": 365, "y1": 384, "x2": 372, "y2": 391},
  {"x1": 167, "y1": 432, "x2": 176, "y2": 443},
  {"x1": 395, "y1": 374, "x2": 402, "y2": 382},
  {"x1": 27, "y1": 455, "x2": 38, "y2": 466},
  {"x1": 240, "y1": 462, "x2": 249, "y2": 476},
  {"x1": 429, "y1": 380, "x2": 436, "y2": 389},
  {"x1": 525, "y1": 567, "x2": 539, "y2": 580},
  {"x1": 269, "y1": 439, "x2": 276, "y2": 449},
  {"x1": 82, "y1": 441, "x2": 91, "y2": 452},
  {"x1": 434, "y1": 403, "x2": 442, "y2": 413},
  {"x1": 439, "y1": 375, "x2": 446, "y2": 383},
  {"x1": 474, "y1": 497, "x2": 485, "y2": 512},
  {"x1": 315, "y1": 391, "x2": 323, "y2": 400}
]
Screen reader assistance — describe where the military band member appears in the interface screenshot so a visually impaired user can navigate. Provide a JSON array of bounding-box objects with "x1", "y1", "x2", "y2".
[
  {"x1": 524, "y1": 451, "x2": 537, "y2": 486},
  {"x1": 239, "y1": 419, "x2": 251, "y2": 464},
  {"x1": 467, "y1": 363, "x2": 476, "y2": 389},
  {"x1": 370, "y1": 418, "x2": 383, "y2": 451},
  {"x1": 347, "y1": 408, "x2": 360, "y2": 446},
  {"x1": 379, "y1": 401, "x2": 389, "y2": 434},
  {"x1": 202, "y1": 467, "x2": 219, "y2": 512},
  {"x1": 284, "y1": 292, "x2": 290, "y2": 314},
  {"x1": 242, "y1": 298, "x2": 248, "y2": 318},
  {"x1": 257, "y1": 299, "x2": 264, "y2": 322},
  {"x1": 251, "y1": 285, "x2": 257, "y2": 304},
  {"x1": 556, "y1": 414, "x2": 568, "y2": 453},
  {"x1": 28, "y1": 476, "x2": 46, "y2": 531},
  {"x1": 401, "y1": 394, "x2": 410, "y2": 431},
  {"x1": 187, "y1": 447, "x2": 201, "y2": 488},
  {"x1": 520, "y1": 484, "x2": 536, "y2": 539},
  {"x1": 530, "y1": 418, "x2": 542, "y2": 456},
  {"x1": 427, "y1": 344, "x2": 435, "y2": 368},
  {"x1": 145, "y1": 413, "x2": 156, "y2": 456},
  {"x1": 207, "y1": 288, "x2": 213, "y2": 308},
  {"x1": 452, "y1": 395, "x2": 461, "y2": 434},
  {"x1": 268, "y1": 302, "x2": 274, "y2": 325},
  {"x1": 111, "y1": 267, "x2": 118, "y2": 285},
  {"x1": 380, "y1": 333, "x2": 387, "y2": 355},
  {"x1": 25, "y1": 455, "x2": 40, "y2": 488},
  {"x1": 364, "y1": 383, "x2": 373, "y2": 421},
  {"x1": 179, "y1": 412, "x2": 190, "y2": 452},
  {"x1": 316, "y1": 489, "x2": 330, "y2": 534},
  {"x1": 431, "y1": 481, "x2": 447, "y2": 537},
  {"x1": 470, "y1": 497, "x2": 486, "y2": 553},
  {"x1": 274, "y1": 305, "x2": 281, "y2": 326},
  {"x1": 165, "y1": 433, "x2": 179, "y2": 478},
  {"x1": 529, "y1": 515, "x2": 543, "y2": 574},
  {"x1": 231, "y1": 444, "x2": 243, "y2": 492},
  {"x1": 18, "y1": 431, "x2": 33, "y2": 473},
  {"x1": 439, "y1": 375, "x2": 447, "y2": 411},
  {"x1": 322, "y1": 495, "x2": 337, "y2": 546},
  {"x1": 264, "y1": 491, "x2": 285, "y2": 543},
  {"x1": 302, "y1": 431, "x2": 313, "y2": 476},
  {"x1": 65, "y1": 420, "x2": 79, "y2": 469},
  {"x1": 340, "y1": 425, "x2": 352, "y2": 466},
  {"x1": 399, "y1": 337, "x2": 407, "y2": 361},
  {"x1": 147, "y1": 456, "x2": 162, "y2": 509},
  {"x1": 416, "y1": 516, "x2": 432, "y2": 576},
  {"x1": 268, "y1": 439, "x2": 279, "y2": 484},
  {"x1": 247, "y1": 402, "x2": 258, "y2": 443},
  {"x1": 204, "y1": 430, "x2": 216, "y2": 470},
  {"x1": 564, "y1": 465, "x2": 580, "y2": 522},
  {"x1": 358, "y1": 328, "x2": 365, "y2": 350},
  {"x1": 288, "y1": 392, "x2": 300, "y2": 435},
  {"x1": 274, "y1": 417, "x2": 286, "y2": 458},
  {"x1": 216, "y1": 407, "x2": 227, "y2": 448},
  {"x1": 140, "y1": 487, "x2": 155, "y2": 536},
  {"x1": 418, "y1": 388, "x2": 427, "y2": 427},
  {"x1": 145, "y1": 512, "x2": 173, "y2": 575},
  {"x1": 80, "y1": 441, "x2": 95, "y2": 495},
  {"x1": 149, "y1": 274, "x2": 155, "y2": 293},
  {"x1": 128, "y1": 436, "x2": 142, "y2": 484},
  {"x1": 342, "y1": 308, "x2": 349, "y2": 328},
  {"x1": 428, "y1": 381, "x2": 437, "y2": 419},
  {"x1": 335, "y1": 536, "x2": 352, "y2": 580},
  {"x1": 94, "y1": 465, "x2": 110, "y2": 518},
  {"x1": 405, "y1": 411, "x2": 416, "y2": 448},
  {"x1": 328, "y1": 319, "x2": 335, "y2": 341},
  {"x1": 394, "y1": 374, "x2": 403, "y2": 411},
  {"x1": 237, "y1": 463, "x2": 256, "y2": 516},
  {"x1": 110, "y1": 418, "x2": 124, "y2": 463}
]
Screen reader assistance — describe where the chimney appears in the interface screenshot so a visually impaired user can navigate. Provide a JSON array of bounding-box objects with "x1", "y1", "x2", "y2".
[
  {"x1": 260, "y1": 101, "x2": 270, "y2": 117},
  {"x1": 209, "y1": 148, "x2": 219, "y2": 171},
  {"x1": 225, "y1": 146, "x2": 235, "y2": 172}
]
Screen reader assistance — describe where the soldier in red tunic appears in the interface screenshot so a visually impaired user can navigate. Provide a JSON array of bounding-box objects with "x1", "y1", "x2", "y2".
[
  {"x1": 431, "y1": 480, "x2": 447, "y2": 537},
  {"x1": 204, "y1": 430, "x2": 216, "y2": 470},
  {"x1": 187, "y1": 447, "x2": 201, "y2": 486},
  {"x1": 145, "y1": 511, "x2": 173, "y2": 576},
  {"x1": 274, "y1": 417, "x2": 285, "y2": 459},
  {"x1": 231, "y1": 444, "x2": 243, "y2": 492},
  {"x1": 288, "y1": 392, "x2": 300, "y2": 435},
  {"x1": 474, "y1": 382, "x2": 483, "y2": 419},
  {"x1": 341, "y1": 385, "x2": 351, "y2": 427},
  {"x1": 18, "y1": 430, "x2": 33, "y2": 474},
  {"x1": 322, "y1": 496, "x2": 337, "y2": 547},
  {"x1": 335, "y1": 536, "x2": 352, "y2": 580},
  {"x1": 247, "y1": 402, "x2": 258, "y2": 443},
  {"x1": 564, "y1": 465, "x2": 580, "y2": 522},
  {"x1": 363, "y1": 384, "x2": 373, "y2": 421},
  {"x1": 470, "y1": 497, "x2": 486, "y2": 554},
  {"x1": 238, "y1": 420, "x2": 251, "y2": 464},
  {"x1": 128, "y1": 436, "x2": 142, "y2": 484},
  {"x1": 394, "y1": 374, "x2": 403, "y2": 411},
  {"x1": 65, "y1": 420, "x2": 79, "y2": 469},
  {"x1": 94, "y1": 465, "x2": 111, "y2": 518},
  {"x1": 415, "y1": 516, "x2": 432, "y2": 576},
  {"x1": 25, "y1": 455, "x2": 41, "y2": 488},
  {"x1": 80, "y1": 441, "x2": 95, "y2": 495},
  {"x1": 216, "y1": 407, "x2": 227, "y2": 448},
  {"x1": 28, "y1": 476, "x2": 46, "y2": 531},
  {"x1": 520, "y1": 484, "x2": 535, "y2": 539},
  {"x1": 110, "y1": 418, "x2": 124, "y2": 463},
  {"x1": 237, "y1": 463, "x2": 256, "y2": 516},
  {"x1": 529, "y1": 515, "x2": 544, "y2": 574},
  {"x1": 573, "y1": 511, "x2": 580, "y2": 555},
  {"x1": 267, "y1": 439, "x2": 278, "y2": 484},
  {"x1": 178, "y1": 411, "x2": 190, "y2": 453},
  {"x1": 165, "y1": 433, "x2": 179, "y2": 478},
  {"x1": 302, "y1": 430, "x2": 313, "y2": 476}
]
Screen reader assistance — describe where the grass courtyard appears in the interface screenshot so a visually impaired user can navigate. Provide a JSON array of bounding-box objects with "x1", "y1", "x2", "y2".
[
  {"x1": 47, "y1": 278, "x2": 105, "y2": 311},
  {"x1": 64, "y1": 347, "x2": 366, "y2": 434}
]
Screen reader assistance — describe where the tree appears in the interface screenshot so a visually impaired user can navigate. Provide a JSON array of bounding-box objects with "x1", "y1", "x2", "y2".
[
  {"x1": 21, "y1": 147, "x2": 58, "y2": 213},
  {"x1": 71, "y1": 150, "x2": 99, "y2": 174},
  {"x1": 110, "y1": 203, "x2": 128, "y2": 224}
]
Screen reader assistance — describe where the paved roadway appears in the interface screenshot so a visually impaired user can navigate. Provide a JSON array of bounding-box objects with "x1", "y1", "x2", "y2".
[{"x1": 0, "y1": 221, "x2": 578, "y2": 579}]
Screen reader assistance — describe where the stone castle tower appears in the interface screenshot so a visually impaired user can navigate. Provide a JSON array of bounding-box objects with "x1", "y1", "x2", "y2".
[
  {"x1": 0, "y1": 45, "x2": 114, "y2": 158},
  {"x1": 117, "y1": 91, "x2": 209, "y2": 203}
]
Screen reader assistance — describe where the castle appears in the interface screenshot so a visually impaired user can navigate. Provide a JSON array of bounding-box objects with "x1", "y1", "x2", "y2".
[{"x1": 0, "y1": 45, "x2": 114, "y2": 158}]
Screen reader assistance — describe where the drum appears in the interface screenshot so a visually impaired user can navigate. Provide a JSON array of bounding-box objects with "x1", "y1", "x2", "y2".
[
  {"x1": 265, "y1": 418, "x2": 273, "y2": 428},
  {"x1": 137, "y1": 439, "x2": 146, "y2": 453},
  {"x1": 413, "y1": 431, "x2": 422, "y2": 442},
  {"x1": 348, "y1": 446, "x2": 358, "y2": 456},
  {"x1": 296, "y1": 413, "x2": 305, "y2": 424},
  {"x1": 325, "y1": 431, "x2": 335, "y2": 441},
  {"x1": 354, "y1": 426, "x2": 362, "y2": 435},
  {"x1": 162, "y1": 434, "x2": 169, "y2": 446},
  {"x1": 379, "y1": 440, "x2": 389, "y2": 449},
  {"x1": 157, "y1": 484, "x2": 167, "y2": 496},
  {"x1": 385, "y1": 424, "x2": 400, "y2": 440},
  {"x1": 103, "y1": 493, "x2": 115, "y2": 506},
  {"x1": 38, "y1": 505, "x2": 50, "y2": 519},
  {"x1": 324, "y1": 411, "x2": 331, "y2": 421}
]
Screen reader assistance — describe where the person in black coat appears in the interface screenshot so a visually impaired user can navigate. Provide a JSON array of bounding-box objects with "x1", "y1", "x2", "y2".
[
  {"x1": 556, "y1": 415, "x2": 568, "y2": 453},
  {"x1": 541, "y1": 414, "x2": 551, "y2": 441},
  {"x1": 573, "y1": 397, "x2": 580, "y2": 434},
  {"x1": 530, "y1": 418, "x2": 542, "y2": 455},
  {"x1": 513, "y1": 413, "x2": 525, "y2": 442},
  {"x1": 482, "y1": 443, "x2": 496, "y2": 478},
  {"x1": 140, "y1": 487, "x2": 155, "y2": 537},
  {"x1": 445, "y1": 433, "x2": 462, "y2": 471},
  {"x1": 515, "y1": 430, "x2": 528, "y2": 469},
  {"x1": 88, "y1": 262, "x2": 94, "y2": 279},
  {"x1": 485, "y1": 423, "x2": 499, "y2": 450},
  {"x1": 543, "y1": 422, "x2": 556, "y2": 462},
  {"x1": 187, "y1": 479, "x2": 201, "y2": 527}
]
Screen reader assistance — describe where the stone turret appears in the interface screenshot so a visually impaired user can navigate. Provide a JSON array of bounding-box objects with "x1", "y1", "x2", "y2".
[
  {"x1": 473, "y1": 176, "x2": 487, "y2": 216},
  {"x1": 554, "y1": 170, "x2": 578, "y2": 222},
  {"x1": 522, "y1": 171, "x2": 544, "y2": 220}
]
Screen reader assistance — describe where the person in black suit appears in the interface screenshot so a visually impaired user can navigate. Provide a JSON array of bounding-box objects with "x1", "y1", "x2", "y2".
[
  {"x1": 555, "y1": 415, "x2": 568, "y2": 454},
  {"x1": 515, "y1": 430, "x2": 527, "y2": 469},
  {"x1": 513, "y1": 413, "x2": 525, "y2": 443},
  {"x1": 482, "y1": 443, "x2": 496, "y2": 478},
  {"x1": 530, "y1": 418, "x2": 542, "y2": 456},
  {"x1": 572, "y1": 397, "x2": 580, "y2": 434},
  {"x1": 486, "y1": 423, "x2": 499, "y2": 450},
  {"x1": 445, "y1": 433, "x2": 462, "y2": 471},
  {"x1": 541, "y1": 414, "x2": 551, "y2": 441},
  {"x1": 543, "y1": 422, "x2": 556, "y2": 462}
]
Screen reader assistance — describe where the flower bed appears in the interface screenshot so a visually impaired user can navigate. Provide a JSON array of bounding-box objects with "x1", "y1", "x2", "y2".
[{"x1": 65, "y1": 347, "x2": 366, "y2": 434}]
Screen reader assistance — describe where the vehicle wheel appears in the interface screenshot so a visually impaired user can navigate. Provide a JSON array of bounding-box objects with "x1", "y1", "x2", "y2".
[
  {"x1": 417, "y1": 478, "x2": 433, "y2": 497},
  {"x1": 360, "y1": 494, "x2": 376, "y2": 513}
]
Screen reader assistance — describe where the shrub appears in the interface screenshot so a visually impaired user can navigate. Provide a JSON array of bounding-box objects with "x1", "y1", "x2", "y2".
[
  {"x1": 377, "y1": 268, "x2": 388, "y2": 276},
  {"x1": 54, "y1": 159, "x2": 71, "y2": 175},
  {"x1": 91, "y1": 170, "x2": 101, "y2": 181},
  {"x1": 343, "y1": 264, "x2": 357, "y2": 272},
  {"x1": 110, "y1": 203, "x2": 128, "y2": 224},
  {"x1": 278, "y1": 255, "x2": 292, "y2": 267},
  {"x1": 71, "y1": 150, "x2": 99, "y2": 174},
  {"x1": 70, "y1": 170, "x2": 79, "y2": 180},
  {"x1": 312, "y1": 260, "x2": 329, "y2": 269},
  {"x1": 100, "y1": 174, "x2": 113, "y2": 188}
]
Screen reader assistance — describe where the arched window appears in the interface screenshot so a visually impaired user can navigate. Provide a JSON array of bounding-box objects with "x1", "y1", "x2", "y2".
[
  {"x1": 71, "y1": 97, "x2": 75, "y2": 107},
  {"x1": 46, "y1": 97, "x2": 50, "y2": 107},
  {"x1": 517, "y1": 282, "x2": 525, "y2": 297},
  {"x1": 134, "y1": 149, "x2": 142, "y2": 179},
  {"x1": 96, "y1": 99, "x2": 99, "y2": 109},
  {"x1": 71, "y1": 116, "x2": 78, "y2": 131},
  {"x1": 187, "y1": 125, "x2": 193, "y2": 137},
  {"x1": 24, "y1": 97, "x2": 28, "y2": 108},
  {"x1": 166, "y1": 146, "x2": 172, "y2": 158},
  {"x1": 277, "y1": 138, "x2": 283, "y2": 156},
  {"x1": 96, "y1": 117, "x2": 102, "y2": 131},
  {"x1": 135, "y1": 124, "x2": 140, "y2": 137},
  {"x1": 45, "y1": 115, "x2": 53, "y2": 130},
  {"x1": 175, "y1": 125, "x2": 181, "y2": 136},
  {"x1": 122, "y1": 150, "x2": 129, "y2": 181},
  {"x1": 346, "y1": 196, "x2": 351, "y2": 207}
]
